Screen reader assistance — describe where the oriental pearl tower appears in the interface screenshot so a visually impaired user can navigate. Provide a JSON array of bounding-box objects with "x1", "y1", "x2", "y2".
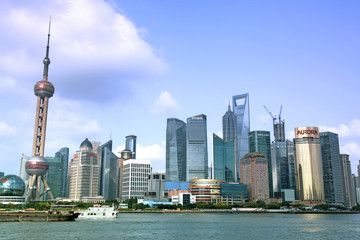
[{"x1": 25, "y1": 21, "x2": 55, "y2": 201}]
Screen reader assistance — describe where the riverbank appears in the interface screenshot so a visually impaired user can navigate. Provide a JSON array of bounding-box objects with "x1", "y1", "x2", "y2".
[{"x1": 117, "y1": 209, "x2": 360, "y2": 214}]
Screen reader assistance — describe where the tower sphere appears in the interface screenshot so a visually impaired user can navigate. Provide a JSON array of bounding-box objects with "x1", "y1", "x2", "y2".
[
  {"x1": 25, "y1": 156, "x2": 49, "y2": 176},
  {"x1": 34, "y1": 80, "x2": 54, "y2": 98},
  {"x1": 0, "y1": 175, "x2": 26, "y2": 196}
]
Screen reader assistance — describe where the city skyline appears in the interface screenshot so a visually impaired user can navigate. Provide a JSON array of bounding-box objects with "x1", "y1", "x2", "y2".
[{"x1": 0, "y1": 0, "x2": 359, "y2": 175}]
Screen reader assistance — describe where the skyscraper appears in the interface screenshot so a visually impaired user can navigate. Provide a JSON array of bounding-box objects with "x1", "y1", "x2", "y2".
[
  {"x1": 213, "y1": 134, "x2": 236, "y2": 182},
  {"x1": 320, "y1": 132, "x2": 344, "y2": 205},
  {"x1": 294, "y1": 127, "x2": 325, "y2": 202},
  {"x1": 55, "y1": 147, "x2": 69, "y2": 197},
  {"x1": 25, "y1": 22, "x2": 55, "y2": 201},
  {"x1": 98, "y1": 140, "x2": 119, "y2": 200},
  {"x1": 240, "y1": 153, "x2": 269, "y2": 202},
  {"x1": 125, "y1": 135, "x2": 137, "y2": 159},
  {"x1": 121, "y1": 159, "x2": 151, "y2": 200},
  {"x1": 232, "y1": 93, "x2": 250, "y2": 182},
  {"x1": 222, "y1": 104, "x2": 236, "y2": 142},
  {"x1": 166, "y1": 118, "x2": 187, "y2": 182},
  {"x1": 19, "y1": 154, "x2": 30, "y2": 182},
  {"x1": 43, "y1": 156, "x2": 62, "y2": 200},
  {"x1": 340, "y1": 154, "x2": 356, "y2": 208},
  {"x1": 248, "y1": 131, "x2": 273, "y2": 197},
  {"x1": 186, "y1": 114, "x2": 208, "y2": 181},
  {"x1": 68, "y1": 138, "x2": 99, "y2": 201}
]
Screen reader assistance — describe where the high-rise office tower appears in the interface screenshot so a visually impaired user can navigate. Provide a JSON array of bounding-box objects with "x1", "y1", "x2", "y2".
[
  {"x1": 166, "y1": 118, "x2": 187, "y2": 182},
  {"x1": 240, "y1": 153, "x2": 269, "y2": 202},
  {"x1": 353, "y1": 175, "x2": 360, "y2": 205},
  {"x1": 98, "y1": 140, "x2": 119, "y2": 200},
  {"x1": 68, "y1": 138, "x2": 99, "y2": 201},
  {"x1": 55, "y1": 147, "x2": 69, "y2": 197},
  {"x1": 294, "y1": 127, "x2": 325, "y2": 202},
  {"x1": 19, "y1": 154, "x2": 30, "y2": 182},
  {"x1": 249, "y1": 131, "x2": 273, "y2": 197},
  {"x1": 320, "y1": 132, "x2": 344, "y2": 205},
  {"x1": 222, "y1": 104, "x2": 236, "y2": 142},
  {"x1": 25, "y1": 22, "x2": 55, "y2": 201},
  {"x1": 121, "y1": 159, "x2": 151, "y2": 200},
  {"x1": 232, "y1": 94, "x2": 250, "y2": 182},
  {"x1": 125, "y1": 135, "x2": 137, "y2": 159},
  {"x1": 340, "y1": 154, "x2": 356, "y2": 208},
  {"x1": 43, "y1": 156, "x2": 62, "y2": 200},
  {"x1": 286, "y1": 140, "x2": 297, "y2": 193},
  {"x1": 213, "y1": 134, "x2": 236, "y2": 182},
  {"x1": 186, "y1": 114, "x2": 208, "y2": 181},
  {"x1": 271, "y1": 141, "x2": 296, "y2": 197}
]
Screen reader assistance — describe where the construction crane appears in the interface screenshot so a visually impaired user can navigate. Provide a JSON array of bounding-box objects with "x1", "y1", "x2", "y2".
[
  {"x1": 263, "y1": 105, "x2": 276, "y2": 124},
  {"x1": 263, "y1": 105, "x2": 285, "y2": 142}
]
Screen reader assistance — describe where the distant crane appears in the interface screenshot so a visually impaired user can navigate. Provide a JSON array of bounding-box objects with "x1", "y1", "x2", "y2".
[{"x1": 263, "y1": 105, "x2": 285, "y2": 142}]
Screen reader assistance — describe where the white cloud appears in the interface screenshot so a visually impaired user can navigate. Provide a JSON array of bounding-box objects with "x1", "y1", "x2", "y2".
[
  {"x1": 150, "y1": 91, "x2": 181, "y2": 116},
  {"x1": 320, "y1": 119, "x2": 360, "y2": 138},
  {"x1": 0, "y1": 0, "x2": 168, "y2": 102},
  {"x1": 115, "y1": 143, "x2": 165, "y2": 172},
  {"x1": 341, "y1": 142, "x2": 360, "y2": 159}
]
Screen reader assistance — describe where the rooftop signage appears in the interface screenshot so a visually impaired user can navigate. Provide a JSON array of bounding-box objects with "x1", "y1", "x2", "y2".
[{"x1": 295, "y1": 127, "x2": 319, "y2": 138}]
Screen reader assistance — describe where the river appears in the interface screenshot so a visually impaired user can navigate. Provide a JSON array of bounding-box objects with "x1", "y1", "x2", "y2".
[{"x1": 1, "y1": 213, "x2": 360, "y2": 239}]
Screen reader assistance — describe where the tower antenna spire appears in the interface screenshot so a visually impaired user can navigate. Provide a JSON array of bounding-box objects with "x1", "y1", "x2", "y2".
[{"x1": 43, "y1": 16, "x2": 51, "y2": 81}]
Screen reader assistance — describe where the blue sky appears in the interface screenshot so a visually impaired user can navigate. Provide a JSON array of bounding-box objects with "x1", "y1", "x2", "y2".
[{"x1": 0, "y1": 0, "x2": 359, "y2": 175}]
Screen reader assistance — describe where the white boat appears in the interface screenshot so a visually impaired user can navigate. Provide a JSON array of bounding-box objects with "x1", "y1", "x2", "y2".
[{"x1": 78, "y1": 205, "x2": 118, "y2": 218}]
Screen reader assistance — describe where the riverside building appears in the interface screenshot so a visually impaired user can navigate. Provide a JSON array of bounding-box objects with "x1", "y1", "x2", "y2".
[
  {"x1": 294, "y1": 127, "x2": 325, "y2": 203},
  {"x1": 68, "y1": 138, "x2": 100, "y2": 201},
  {"x1": 240, "y1": 153, "x2": 269, "y2": 202},
  {"x1": 189, "y1": 179, "x2": 223, "y2": 203},
  {"x1": 320, "y1": 132, "x2": 344, "y2": 205},
  {"x1": 121, "y1": 159, "x2": 151, "y2": 200},
  {"x1": 248, "y1": 131, "x2": 273, "y2": 198}
]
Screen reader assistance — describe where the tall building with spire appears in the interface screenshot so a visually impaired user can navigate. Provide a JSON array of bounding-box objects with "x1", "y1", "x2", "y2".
[
  {"x1": 25, "y1": 21, "x2": 55, "y2": 201},
  {"x1": 222, "y1": 104, "x2": 236, "y2": 142}
]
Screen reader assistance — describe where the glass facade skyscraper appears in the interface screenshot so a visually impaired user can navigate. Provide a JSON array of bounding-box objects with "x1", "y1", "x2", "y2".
[
  {"x1": 249, "y1": 131, "x2": 273, "y2": 197},
  {"x1": 186, "y1": 114, "x2": 208, "y2": 181},
  {"x1": 222, "y1": 104, "x2": 236, "y2": 142},
  {"x1": 320, "y1": 132, "x2": 344, "y2": 205},
  {"x1": 232, "y1": 93, "x2": 250, "y2": 182},
  {"x1": 98, "y1": 140, "x2": 119, "y2": 200},
  {"x1": 55, "y1": 147, "x2": 69, "y2": 197},
  {"x1": 166, "y1": 118, "x2": 187, "y2": 182},
  {"x1": 213, "y1": 134, "x2": 236, "y2": 182},
  {"x1": 340, "y1": 154, "x2": 356, "y2": 208},
  {"x1": 43, "y1": 156, "x2": 62, "y2": 200}
]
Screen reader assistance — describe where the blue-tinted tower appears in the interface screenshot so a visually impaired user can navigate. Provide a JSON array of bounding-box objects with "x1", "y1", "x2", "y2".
[
  {"x1": 166, "y1": 118, "x2": 187, "y2": 182},
  {"x1": 213, "y1": 134, "x2": 236, "y2": 182},
  {"x1": 232, "y1": 93, "x2": 250, "y2": 182},
  {"x1": 186, "y1": 114, "x2": 208, "y2": 181}
]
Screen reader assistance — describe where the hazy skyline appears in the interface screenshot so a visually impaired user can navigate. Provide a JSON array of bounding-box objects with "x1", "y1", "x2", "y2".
[{"x1": 1, "y1": 0, "x2": 359, "y2": 175}]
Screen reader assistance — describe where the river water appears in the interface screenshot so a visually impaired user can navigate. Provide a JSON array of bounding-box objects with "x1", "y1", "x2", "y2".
[{"x1": 1, "y1": 213, "x2": 360, "y2": 240}]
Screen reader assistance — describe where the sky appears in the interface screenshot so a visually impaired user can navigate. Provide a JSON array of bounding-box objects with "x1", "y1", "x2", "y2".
[{"x1": 1, "y1": 0, "x2": 359, "y2": 175}]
